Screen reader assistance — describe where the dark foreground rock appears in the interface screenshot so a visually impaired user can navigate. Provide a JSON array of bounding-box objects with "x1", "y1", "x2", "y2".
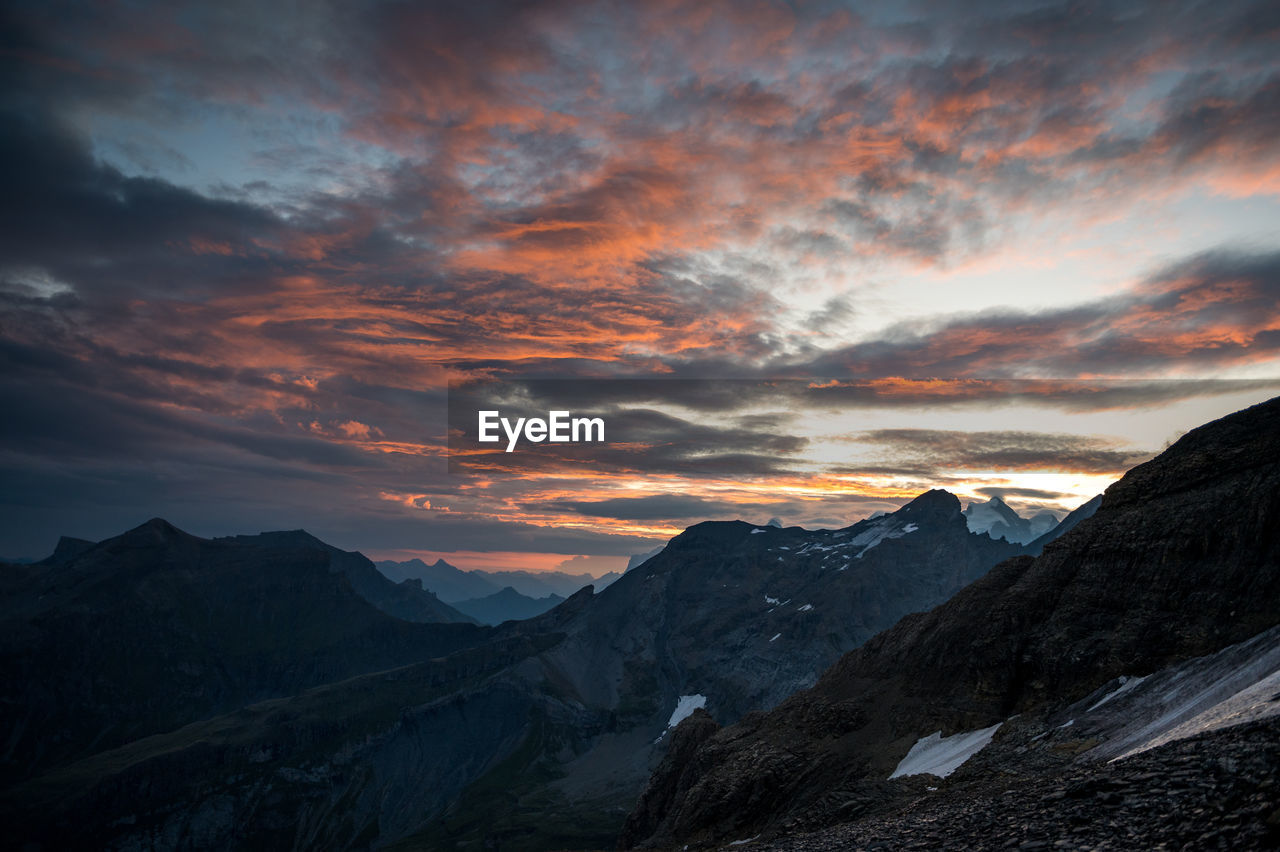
[{"x1": 749, "y1": 716, "x2": 1280, "y2": 852}]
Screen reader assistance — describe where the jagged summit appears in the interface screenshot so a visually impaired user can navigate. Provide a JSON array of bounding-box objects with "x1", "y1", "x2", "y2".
[
  {"x1": 963, "y1": 495, "x2": 1058, "y2": 544},
  {"x1": 898, "y1": 487, "x2": 963, "y2": 518},
  {"x1": 116, "y1": 516, "x2": 200, "y2": 545}
]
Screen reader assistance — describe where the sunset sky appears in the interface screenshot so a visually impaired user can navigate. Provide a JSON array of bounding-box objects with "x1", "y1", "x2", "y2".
[{"x1": 2, "y1": 0, "x2": 1278, "y2": 572}]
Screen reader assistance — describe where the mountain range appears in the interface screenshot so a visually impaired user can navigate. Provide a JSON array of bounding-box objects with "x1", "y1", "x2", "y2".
[
  {"x1": 375, "y1": 556, "x2": 621, "y2": 603},
  {"x1": 621, "y1": 395, "x2": 1280, "y2": 849},
  {"x1": 0, "y1": 487, "x2": 1079, "y2": 848},
  {"x1": 2, "y1": 396, "x2": 1277, "y2": 850}
]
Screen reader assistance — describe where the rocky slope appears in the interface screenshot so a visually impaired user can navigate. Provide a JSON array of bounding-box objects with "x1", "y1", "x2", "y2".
[
  {"x1": 621, "y1": 395, "x2": 1280, "y2": 848},
  {"x1": 0, "y1": 519, "x2": 483, "y2": 786},
  {"x1": 754, "y1": 715, "x2": 1280, "y2": 851}
]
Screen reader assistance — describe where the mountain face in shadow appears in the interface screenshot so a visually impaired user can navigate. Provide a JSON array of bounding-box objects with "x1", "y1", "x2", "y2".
[
  {"x1": 0, "y1": 520, "x2": 483, "y2": 786},
  {"x1": 0, "y1": 487, "x2": 1027, "y2": 850},
  {"x1": 621, "y1": 395, "x2": 1280, "y2": 849}
]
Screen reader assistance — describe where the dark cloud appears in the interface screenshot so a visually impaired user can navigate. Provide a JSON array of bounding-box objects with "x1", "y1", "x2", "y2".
[
  {"x1": 797, "y1": 249, "x2": 1280, "y2": 380},
  {"x1": 852, "y1": 428, "x2": 1151, "y2": 474},
  {"x1": 541, "y1": 495, "x2": 743, "y2": 521},
  {"x1": 974, "y1": 486, "x2": 1077, "y2": 502}
]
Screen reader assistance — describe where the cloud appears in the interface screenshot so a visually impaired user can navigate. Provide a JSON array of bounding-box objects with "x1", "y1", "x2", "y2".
[
  {"x1": 1, "y1": 0, "x2": 1279, "y2": 560},
  {"x1": 851, "y1": 428, "x2": 1151, "y2": 474},
  {"x1": 798, "y1": 249, "x2": 1280, "y2": 380},
  {"x1": 543, "y1": 494, "x2": 743, "y2": 521}
]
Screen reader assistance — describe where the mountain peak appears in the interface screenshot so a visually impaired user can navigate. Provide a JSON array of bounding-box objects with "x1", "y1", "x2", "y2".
[
  {"x1": 898, "y1": 488, "x2": 961, "y2": 516},
  {"x1": 115, "y1": 518, "x2": 198, "y2": 547},
  {"x1": 39, "y1": 536, "x2": 96, "y2": 566}
]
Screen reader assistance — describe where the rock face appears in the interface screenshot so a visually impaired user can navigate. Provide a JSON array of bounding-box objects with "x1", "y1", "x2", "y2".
[
  {"x1": 0, "y1": 519, "x2": 484, "y2": 786},
  {"x1": 624, "y1": 394, "x2": 1280, "y2": 848},
  {"x1": 621, "y1": 708, "x2": 722, "y2": 846}
]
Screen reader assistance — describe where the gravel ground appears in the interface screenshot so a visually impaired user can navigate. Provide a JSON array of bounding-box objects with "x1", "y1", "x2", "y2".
[{"x1": 740, "y1": 716, "x2": 1280, "y2": 852}]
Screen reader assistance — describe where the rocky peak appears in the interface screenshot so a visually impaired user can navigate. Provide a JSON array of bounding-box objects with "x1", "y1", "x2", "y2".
[
  {"x1": 897, "y1": 488, "x2": 963, "y2": 522},
  {"x1": 38, "y1": 535, "x2": 96, "y2": 565}
]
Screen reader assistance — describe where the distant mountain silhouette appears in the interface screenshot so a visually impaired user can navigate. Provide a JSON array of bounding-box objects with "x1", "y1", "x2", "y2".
[
  {"x1": 376, "y1": 557, "x2": 620, "y2": 602},
  {"x1": 0, "y1": 519, "x2": 482, "y2": 786},
  {"x1": 452, "y1": 586, "x2": 565, "y2": 625}
]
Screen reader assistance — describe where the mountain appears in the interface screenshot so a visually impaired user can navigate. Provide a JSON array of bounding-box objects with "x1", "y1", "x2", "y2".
[
  {"x1": 621, "y1": 395, "x2": 1280, "y2": 849},
  {"x1": 36, "y1": 535, "x2": 95, "y2": 565},
  {"x1": 0, "y1": 519, "x2": 484, "y2": 786},
  {"x1": 962, "y1": 495, "x2": 1059, "y2": 544},
  {"x1": 0, "y1": 490, "x2": 1025, "y2": 850},
  {"x1": 226, "y1": 529, "x2": 477, "y2": 625},
  {"x1": 485, "y1": 567, "x2": 622, "y2": 599},
  {"x1": 453, "y1": 586, "x2": 565, "y2": 625}
]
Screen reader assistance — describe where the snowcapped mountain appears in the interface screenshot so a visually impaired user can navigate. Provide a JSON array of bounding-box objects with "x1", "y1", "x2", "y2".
[{"x1": 963, "y1": 495, "x2": 1060, "y2": 544}]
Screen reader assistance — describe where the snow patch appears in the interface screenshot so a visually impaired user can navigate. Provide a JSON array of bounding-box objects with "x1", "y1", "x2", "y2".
[
  {"x1": 1077, "y1": 625, "x2": 1280, "y2": 763},
  {"x1": 847, "y1": 517, "x2": 921, "y2": 559},
  {"x1": 667, "y1": 694, "x2": 707, "y2": 729},
  {"x1": 889, "y1": 722, "x2": 1003, "y2": 779},
  {"x1": 751, "y1": 528, "x2": 766, "y2": 535},
  {"x1": 1114, "y1": 666, "x2": 1280, "y2": 760},
  {"x1": 1087, "y1": 674, "x2": 1149, "y2": 712},
  {"x1": 769, "y1": 633, "x2": 781, "y2": 642},
  {"x1": 727, "y1": 835, "x2": 761, "y2": 846},
  {"x1": 797, "y1": 603, "x2": 813, "y2": 612},
  {"x1": 764, "y1": 595, "x2": 780, "y2": 605}
]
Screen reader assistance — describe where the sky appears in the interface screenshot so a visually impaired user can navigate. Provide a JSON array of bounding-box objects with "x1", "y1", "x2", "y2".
[{"x1": 1, "y1": 0, "x2": 1278, "y2": 572}]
